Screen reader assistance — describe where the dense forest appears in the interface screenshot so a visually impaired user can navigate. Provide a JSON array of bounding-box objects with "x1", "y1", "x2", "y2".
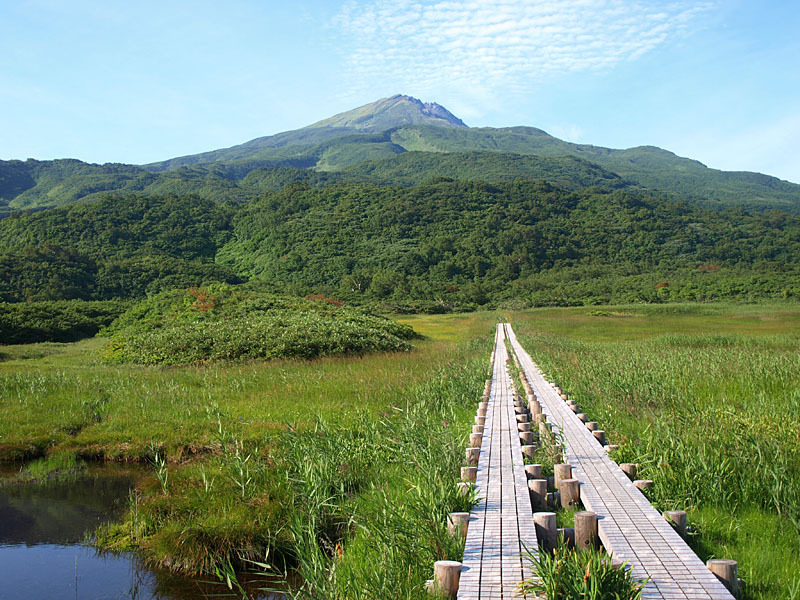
[{"x1": 1, "y1": 180, "x2": 799, "y2": 313}]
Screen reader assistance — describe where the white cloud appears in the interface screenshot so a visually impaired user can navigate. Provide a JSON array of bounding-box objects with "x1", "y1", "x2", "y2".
[{"x1": 332, "y1": 0, "x2": 711, "y2": 106}]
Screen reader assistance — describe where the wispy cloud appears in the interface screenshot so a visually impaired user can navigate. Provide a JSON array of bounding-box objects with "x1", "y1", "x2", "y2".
[{"x1": 332, "y1": 0, "x2": 711, "y2": 106}]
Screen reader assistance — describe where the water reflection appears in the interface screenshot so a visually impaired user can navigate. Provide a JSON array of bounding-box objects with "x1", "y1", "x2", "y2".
[{"x1": 0, "y1": 466, "x2": 281, "y2": 599}]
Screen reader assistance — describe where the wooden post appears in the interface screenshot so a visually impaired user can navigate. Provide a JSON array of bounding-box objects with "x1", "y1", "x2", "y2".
[
  {"x1": 477, "y1": 407, "x2": 487, "y2": 417},
  {"x1": 663, "y1": 510, "x2": 687, "y2": 538},
  {"x1": 530, "y1": 401, "x2": 542, "y2": 416},
  {"x1": 569, "y1": 404, "x2": 580, "y2": 413},
  {"x1": 620, "y1": 463, "x2": 637, "y2": 480},
  {"x1": 554, "y1": 463, "x2": 572, "y2": 489},
  {"x1": 592, "y1": 430, "x2": 606, "y2": 445},
  {"x1": 456, "y1": 482, "x2": 472, "y2": 496},
  {"x1": 524, "y1": 464, "x2": 542, "y2": 479},
  {"x1": 560, "y1": 393, "x2": 568, "y2": 401},
  {"x1": 604, "y1": 444, "x2": 619, "y2": 452},
  {"x1": 585, "y1": 421, "x2": 599, "y2": 431},
  {"x1": 557, "y1": 527, "x2": 575, "y2": 549},
  {"x1": 516, "y1": 413, "x2": 529, "y2": 424},
  {"x1": 478, "y1": 401, "x2": 488, "y2": 410},
  {"x1": 574, "y1": 511, "x2": 598, "y2": 550},
  {"x1": 576, "y1": 413, "x2": 588, "y2": 423},
  {"x1": 707, "y1": 559, "x2": 738, "y2": 596},
  {"x1": 538, "y1": 422, "x2": 551, "y2": 439},
  {"x1": 460, "y1": 466, "x2": 477, "y2": 482},
  {"x1": 469, "y1": 433, "x2": 482, "y2": 447},
  {"x1": 433, "y1": 560, "x2": 462, "y2": 598},
  {"x1": 517, "y1": 422, "x2": 531, "y2": 432},
  {"x1": 560, "y1": 479, "x2": 580, "y2": 507},
  {"x1": 529, "y1": 479, "x2": 547, "y2": 510},
  {"x1": 633, "y1": 479, "x2": 653, "y2": 491},
  {"x1": 521, "y1": 444, "x2": 536, "y2": 459},
  {"x1": 514, "y1": 405, "x2": 527, "y2": 415},
  {"x1": 447, "y1": 512, "x2": 470, "y2": 537},
  {"x1": 533, "y1": 413, "x2": 546, "y2": 426},
  {"x1": 475, "y1": 416, "x2": 485, "y2": 427},
  {"x1": 533, "y1": 512, "x2": 557, "y2": 552},
  {"x1": 465, "y1": 447, "x2": 480, "y2": 465},
  {"x1": 520, "y1": 431, "x2": 535, "y2": 445},
  {"x1": 472, "y1": 424, "x2": 483, "y2": 434}
]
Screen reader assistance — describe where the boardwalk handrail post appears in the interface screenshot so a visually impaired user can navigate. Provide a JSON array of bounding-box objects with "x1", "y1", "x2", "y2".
[{"x1": 574, "y1": 511, "x2": 599, "y2": 550}]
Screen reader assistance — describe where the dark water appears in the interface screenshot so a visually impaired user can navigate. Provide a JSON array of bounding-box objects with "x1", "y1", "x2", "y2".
[{"x1": 0, "y1": 465, "x2": 280, "y2": 599}]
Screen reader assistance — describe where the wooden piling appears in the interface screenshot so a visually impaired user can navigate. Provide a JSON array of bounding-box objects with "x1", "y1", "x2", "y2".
[
  {"x1": 620, "y1": 463, "x2": 637, "y2": 480},
  {"x1": 516, "y1": 413, "x2": 529, "y2": 424},
  {"x1": 533, "y1": 512, "x2": 557, "y2": 552},
  {"x1": 707, "y1": 559, "x2": 738, "y2": 595},
  {"x1": 460, "y1": 466, "x2": 477, "y2": 482},
  {"x1": 604, "y1": 444, "x2": 619, "y2": 452},
  {"x1": 592, "y1": 430, "x2": 606, "y2": 445},
  {"x1": 576, "y1": 413, "x2": 588, "y2": 423},
  {"x1": 472, "y1": 424, "x2": 483, "y2": 434},
  {"x1": 560, "y1": 479, "x2": 580, "y2": 507},
  {"x1": 663, "y1": 510, "x2": 687, "y2": 538},
  {"x1": 517, "y1": 422, "x2": 531, "y2": 432},
  {"x1": 519, "y1": 431, "x2": 535, "y2": 445},
  {"x1": 433, "y1": 560, "x2": 462, "y2": 598},
  {"x1": 585, "y1": 421, "x2": 599, "y2": 432},
  {"x1": 469, "y1": 433, "x2": 483, "y2": 447},
  {"x1": 475, "y1": 416, "x2": 485, "y2": 427},
  {"x1": 447, "y1": 512, "x2": 470, "y2": 537},
  {"x1": 529, "y1": 479, "x2": 547, "y2": 510},
  {"x1": 554, "y1": 463, "x2": 572, "y2": 489},
  {"x1": 521, "y1": 444, "x2": 536, "y2": 459},
  {"x1": 569, "y1": 404, "x2": 580, "y2": 413},
  {"x1": 574, "y1": 511, "x2": 598, "y2": 550},
  {"x1": 538, "y1": 422, "x2": 551, "y2": 438},
  {"x1": 477, "y1": 407, "x2": 487, "y2": 417},
  {"x1": 633, "y1": 479, "x2": 653, "y2": 491},
  {"x1": 524, "y1": 464, "x2": 542, "y2": 479},
  {"x1": 465, "y1": 447, "x2": 480, "y2": 465}
]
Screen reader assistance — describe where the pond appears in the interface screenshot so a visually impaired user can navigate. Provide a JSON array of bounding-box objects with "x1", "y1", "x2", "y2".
[{"x1": 0, "y1": 464, "x2": 281, "y2": 599}]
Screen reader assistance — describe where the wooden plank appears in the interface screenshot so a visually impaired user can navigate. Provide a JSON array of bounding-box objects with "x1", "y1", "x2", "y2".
[{"x1": 457, "y1": 325, "x2": 538, "y2": 600}]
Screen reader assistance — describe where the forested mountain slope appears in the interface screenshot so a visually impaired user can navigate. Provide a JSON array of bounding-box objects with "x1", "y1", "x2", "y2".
[{"x1": 2, "y1": 181, "x2": 798, "y2": 305}]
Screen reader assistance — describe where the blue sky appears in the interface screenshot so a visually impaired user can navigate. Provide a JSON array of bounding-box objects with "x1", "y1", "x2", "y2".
[{"x1": 2, "y1": 0, "x2": 799, "y2": 182}]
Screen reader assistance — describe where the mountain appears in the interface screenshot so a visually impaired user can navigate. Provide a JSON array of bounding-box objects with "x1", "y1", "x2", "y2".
[
  {"x1": 145, "y1": 95, "x2": 466, "y2": 171},
  {"x1": 2, "y1": 94, "x2": 799, "y2": 212}
]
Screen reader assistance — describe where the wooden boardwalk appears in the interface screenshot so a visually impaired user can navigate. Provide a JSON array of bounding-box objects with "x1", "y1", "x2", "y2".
[
  {"x1": 505, "y1": 325, "x2": 735, "y2": 600},
  {"x1": 457, "y1": 325, "x2": 538, "y2": 600}
]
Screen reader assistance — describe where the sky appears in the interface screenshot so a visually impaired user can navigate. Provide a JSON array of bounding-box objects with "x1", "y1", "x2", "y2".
[{"x1": 2, "y1": 0, "x2": 799, "y2": 182}]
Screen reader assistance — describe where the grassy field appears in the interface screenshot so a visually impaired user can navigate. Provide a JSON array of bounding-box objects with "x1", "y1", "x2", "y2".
[
  {"x1": 0, "y1": 311, "x2": 498, "y2": 598},
  {"x1": 509, "y1": 303, "x2": 800, "y2": 600},
  {"x1": 2, "y1": 304, "x2": 798, "y2": 599}
]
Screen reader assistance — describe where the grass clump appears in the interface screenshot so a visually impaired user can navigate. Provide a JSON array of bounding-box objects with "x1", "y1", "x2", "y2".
[
  {"x1": 101, "y1": 284, "x2": 417, "y2": 365},
  {"x1": 16, "y1": 450, "x2": 87, "y2": 482},
  {"x1": 520, "y1": 542, "x2": 648, "y2": 600}
]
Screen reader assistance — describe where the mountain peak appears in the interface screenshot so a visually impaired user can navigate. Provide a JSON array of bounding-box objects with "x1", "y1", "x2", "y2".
[{"x1": 305, "y1": 94, "x2": 467, "y2": 131}]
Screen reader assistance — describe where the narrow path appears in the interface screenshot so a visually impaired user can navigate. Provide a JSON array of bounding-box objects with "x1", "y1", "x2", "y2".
[
  {"x1": 458, "y1": 324, "x2": 538, "y2": 600},
  {"x1": 505, "y1": 324, "x2": 735, "y2": 600}
]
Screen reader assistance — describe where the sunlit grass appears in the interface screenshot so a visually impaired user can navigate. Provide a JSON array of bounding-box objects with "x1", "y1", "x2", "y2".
[{"x1": 511, "y1": 302, "x2": 800, "y2": 600}]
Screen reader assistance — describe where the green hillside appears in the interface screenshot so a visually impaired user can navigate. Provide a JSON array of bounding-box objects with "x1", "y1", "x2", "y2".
[{"x1": 3, "y1": 181, "x2": 798, "y2": 307}]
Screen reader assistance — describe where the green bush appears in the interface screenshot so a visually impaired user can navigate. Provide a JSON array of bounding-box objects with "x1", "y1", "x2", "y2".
[
  {"x1": 102, "y1": 284, "x2": 416, "y2": 365},
  {"x1": 0, "y1": 299, "x2": 130, "y2": 344}
]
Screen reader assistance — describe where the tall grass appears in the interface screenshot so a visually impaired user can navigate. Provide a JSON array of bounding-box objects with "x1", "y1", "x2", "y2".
[{"x1": 511, "y1": 304, "x2": 800, "y2": 600}]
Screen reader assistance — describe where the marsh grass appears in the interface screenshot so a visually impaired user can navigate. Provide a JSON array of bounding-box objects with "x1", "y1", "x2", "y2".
[
  {"x1": 519, "y1": 541, "x2": 648, "y2": 600},
  {"x1": 15, "y1": 450, "x2": 87, "y2": 482},
  {"x1": 83, "y1": 313, "x2": 496, "y2": 596},
  {"x1": 511, "y1": 303, "x2": 800, "y2": 600}
]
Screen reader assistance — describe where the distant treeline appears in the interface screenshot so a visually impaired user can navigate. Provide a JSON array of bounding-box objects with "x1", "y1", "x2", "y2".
[{"x1": 1, "y1": 180, "x2": 799, "y2": 315}]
